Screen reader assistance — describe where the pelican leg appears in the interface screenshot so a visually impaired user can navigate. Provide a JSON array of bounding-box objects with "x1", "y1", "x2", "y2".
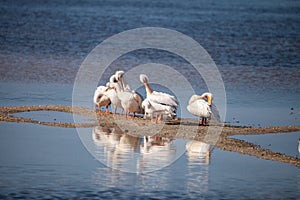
[
  {"x1": 105, "y1": 105, "x2": 110, "y2": 114},
  {"x1": 113, "y1": 106, "x2": 117, "y2": 117},
  {"x1": 200, "y1": 117, "x2": 205, "y2": 126},
  {"x1": 131, "y1": 112, "x2": 135, "y2": 120},
  {"x1": 152, "y1": 115, "x2": 158, "y2": 124},
  {"x1": 157, "y1": 114, "x2": 163, "y2": 124},
  {"x1": 202, "y1": 118, "x2": 209, "y2": 126}
]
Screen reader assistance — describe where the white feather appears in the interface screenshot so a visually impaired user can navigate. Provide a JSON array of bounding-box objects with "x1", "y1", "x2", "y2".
[
  {"x1": 187, "y1": 94, "x2": 211, "y2": 118},
  {"x1": 140, "y1": 74, "x2": 178, "y2": 120},
  {"x1": 93, "y1": 86, "x2": 111, "y2": 108}
]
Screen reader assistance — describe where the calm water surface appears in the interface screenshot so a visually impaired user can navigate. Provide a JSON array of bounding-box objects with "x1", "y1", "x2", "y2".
[
  {"x1": 0, "y1": 123, "x2": 299, "y2": 199},
  {"x1": 233, "y1": 132, "x2": 300, "y2": 158},
  {"x1": 1, "y1": 0, "x2": 300, "y2": 198}
]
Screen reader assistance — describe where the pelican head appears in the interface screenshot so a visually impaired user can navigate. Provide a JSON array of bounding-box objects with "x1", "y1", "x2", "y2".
[
  {"x1": 140, "y1": 74, "x2": 149, "y2": 84},
  {"x1": 109, "y1": 74, "x2": 118, "y2": 83},
  {"x1": 139, "y1": 74, "x2": 152, "y2": 94},
  {"x1": 115, "y1": 70, "x2": 125, "y2": 81},
  {"x1": 115, "y1": 70, "x2": 126, "y2": 91},
  {"x1": 202, "y1": 92, "x2": 213, "y2": 106},
  {"x1": 107, "y1": 82, "x2": 119, "y2": 92}
]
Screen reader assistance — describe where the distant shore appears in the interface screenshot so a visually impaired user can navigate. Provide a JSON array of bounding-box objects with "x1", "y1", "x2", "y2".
[{"x1": 1, "y1": 105, "x2": 299, "y2": 167}]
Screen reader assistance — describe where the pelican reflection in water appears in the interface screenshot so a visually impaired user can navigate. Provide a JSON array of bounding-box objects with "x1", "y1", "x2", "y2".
[
  {"x1": 138, "y1": 135, "x2": 176, "y2": 172},
  {"x1": 185, "y1": 140, "x2": 212, "y2": 197},
  {"x1": 92, "y1": 126, "x2": 141, "y2": 171},
  {"x1": 140, "y1": 136, "x2": 175, "y2": 154},
  {"x1": 186, "y1": 140, "x2": 214, "y2": 165},
  {"x1": 92, "y1": 126, "x2": 180, "y2": 173}
]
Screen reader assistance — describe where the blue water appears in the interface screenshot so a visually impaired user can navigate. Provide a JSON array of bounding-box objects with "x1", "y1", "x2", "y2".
[
  {"x1": 1, "y1": 0, "x2": 300, "y2": 198},
  {"x1": 0, "y1": 123, "x2": 299, "y2": 199},
  {"x1": 232, "y1": 131, "x2": 300, "y2": 158}
]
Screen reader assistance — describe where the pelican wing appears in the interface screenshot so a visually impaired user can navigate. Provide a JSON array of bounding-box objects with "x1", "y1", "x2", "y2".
[
  {"x1": 143, "y1": 97, "x2": 176, "y2": 117},
  {"x1": 118, "y1": 90, "x2": 143, "y2": 113},
  {"x1": 187, "y1": 99, "x2": 211, "y2": 118},
  {"x1": 149, "y1": 91, "x2": 178, "y2": 108},
  {"x1": 133, "y1": 91, "x2": 143, "y2": 105},
  {"x1": 93, "y1": 86, "x2": 107, "y2": 104},
  {"x1": 151, "y1": 100, "x2": 176, "y2": 115}
]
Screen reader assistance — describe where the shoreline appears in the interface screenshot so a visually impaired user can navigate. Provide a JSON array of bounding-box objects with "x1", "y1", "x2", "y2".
[{"x1": 1, "y1": 105, "x2": 300, "y2": 167}]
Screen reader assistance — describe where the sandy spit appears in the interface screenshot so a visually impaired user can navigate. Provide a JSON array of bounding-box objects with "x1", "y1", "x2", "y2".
[{"x1": 1, "y1": 105, "x2": 299, "y2": 167}]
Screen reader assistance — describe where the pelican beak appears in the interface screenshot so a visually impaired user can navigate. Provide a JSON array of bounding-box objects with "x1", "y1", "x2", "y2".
[
  {"x1": 118, "y1": 78, "x2": 124, "y2": 91},
  {"x1": 207, "y1": 95, "x2": 212, "y2": 106},
  {"x1": 113, "y1": 85, "x2": 117, "y2": 92}
]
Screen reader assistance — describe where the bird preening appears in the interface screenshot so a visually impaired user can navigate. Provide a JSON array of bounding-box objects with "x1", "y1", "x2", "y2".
[
  {"x1": 140, "y1": 74, "x2": 178, "y2": 124},
  {"x1": 94, "y1": 70, "x2": 217, "y2": 125},
  {"x1": 187, "y1": 93, "x2": 213, "y2": 125}
]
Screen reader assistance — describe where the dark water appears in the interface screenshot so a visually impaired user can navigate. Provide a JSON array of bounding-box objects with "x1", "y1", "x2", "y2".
[
  {"x1": 1, "y1": 0, "x2": 300, "y2": 199},
  {"x1": 1, "y1": 0, "x2": 300, "y2": 113},
  {"x1": 1, "y1": 0, "x2": 300, "y2": 91}
]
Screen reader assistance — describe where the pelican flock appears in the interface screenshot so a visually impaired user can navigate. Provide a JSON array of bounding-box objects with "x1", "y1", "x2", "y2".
[{"x1": 93, "y1": 70, "x2": 217, "y2": 126}]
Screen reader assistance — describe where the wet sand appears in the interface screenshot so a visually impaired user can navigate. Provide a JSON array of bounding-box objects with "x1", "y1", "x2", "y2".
[{"x1": 1, "y1": 105, "x2": 299, "y2": 167}]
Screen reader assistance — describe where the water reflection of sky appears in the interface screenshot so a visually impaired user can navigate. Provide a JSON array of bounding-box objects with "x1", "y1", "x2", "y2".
[
  {"x1": 0, "y1": 123, "x2": 299, "y2": 198},
  {"x1": 13, "y1": 110, "x2": 96, "y2": 124},
  {"x1": 232, "y1": 132, "x2": 300, "y2": 158}
]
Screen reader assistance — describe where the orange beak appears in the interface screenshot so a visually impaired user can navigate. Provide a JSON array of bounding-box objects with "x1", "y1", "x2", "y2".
[{"x1": 207, "y1": 95, "x2": 212, "y2": 106}]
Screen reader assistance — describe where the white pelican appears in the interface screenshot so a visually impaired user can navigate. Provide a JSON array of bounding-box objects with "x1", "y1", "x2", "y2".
[
  {"x1": 187, "y1": 93, "x2": 212, "y2": 125},
  {"x1": 142, "y1": 98, "x2": 176, "y2": 123},
  {"x1": 93, "y1": 85, "x2": 111, "y2": 113},
  {"x1": 105, "y1": 74, "x2": 123, "y2": 116},
  {"x1": 114, "y1": 71, "x2": 143, "y2": 119},
  {"x1": 140, "y1": 74, "x2": 178, "y2": 123}
]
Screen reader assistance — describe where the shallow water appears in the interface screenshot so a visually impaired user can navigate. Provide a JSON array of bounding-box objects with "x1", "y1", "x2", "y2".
[
  {"x1": 13, "y1": 110, "x2": 96, "y2": 124},
  {"x1": 233, "y1": 132, "x2": 300, "y2": 158},
  {"x1": 0, "y1": 123, "x2": 299, "y2": 199}
]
